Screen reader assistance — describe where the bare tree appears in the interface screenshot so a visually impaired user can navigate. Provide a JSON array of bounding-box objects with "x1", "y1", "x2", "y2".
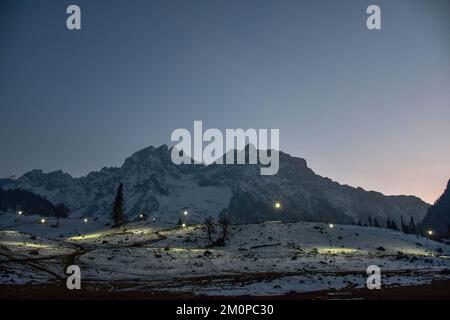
[
  {"x1": 203, "y1": 216, "x2": 215, "y2": 243},
  {"x1": 216, "y1": 208, "x2": 230, "y2": 246}
]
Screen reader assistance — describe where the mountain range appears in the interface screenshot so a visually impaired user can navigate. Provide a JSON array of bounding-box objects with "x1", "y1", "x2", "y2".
[{"x1": 0, "y1": 145, "x2": 429, "y2": 226}]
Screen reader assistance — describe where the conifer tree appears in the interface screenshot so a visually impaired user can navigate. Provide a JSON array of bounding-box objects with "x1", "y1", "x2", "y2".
[
  {"x1": 374, "y1": 218, "x2": 379, "y2": 228},
  {"x1": 391, "y1": 220, "x2": 399, "y2": 231},
  {"x1": 112, "y1": 183, "x2": 125, "y2": 227},
  {"x1": 400, "y1": 216, "x2": 407, "y2": 233},
  {"x1": 409, "y1": 217, "x2": 416, "y2": 234}
]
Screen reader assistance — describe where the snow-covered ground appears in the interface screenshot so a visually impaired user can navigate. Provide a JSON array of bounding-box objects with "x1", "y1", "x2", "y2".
[{"x1": 1, "y1": 212, "x2": 449, "y2": 297}]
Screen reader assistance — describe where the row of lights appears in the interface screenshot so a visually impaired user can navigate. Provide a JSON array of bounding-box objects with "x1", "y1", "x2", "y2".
[
  {"x1": 181, "y1": 210, "x2": 188, "y2": 228},
  {"x1": 272, "y1": 202, "x2": 436, "y2": 237},
  {"x1": 39, "y1": 217, "x2": 89, "y2": 224},
  {"x1": 20, "y1": 207, "x2": 436, "y2": 237},
  {"x1": 18, "y1": 211, "x2": 90, "y2": 225},
  {"x1": 139, "y1": 213, "x2": 156, "y2": 222}
]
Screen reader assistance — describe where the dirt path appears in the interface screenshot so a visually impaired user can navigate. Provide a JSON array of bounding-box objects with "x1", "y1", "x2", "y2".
[
  {"x1": 0, "y1": 247, "x2": 64, "y2": 280},
  {"x1": 1, "y1": 279, "x2": 449, "y2": 300},
  {"x1": 62, "y1": 242, "x2": 91, "y2": 272}
]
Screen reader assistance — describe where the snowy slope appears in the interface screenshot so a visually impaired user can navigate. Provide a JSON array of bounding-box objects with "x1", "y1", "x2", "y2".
[{"x1": 1, "y1": 218, "x2": 449, "y2": 296}]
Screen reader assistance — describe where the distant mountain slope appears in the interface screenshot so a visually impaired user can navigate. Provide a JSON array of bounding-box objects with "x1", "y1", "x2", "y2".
[
  {"x1": 421, "y1": 180, "x2": 450, "y2": 237},
  {"x1": 1, "y1": 145, "x2": 429, "y2": 225},
  {"x1": 0, "y1": 188, "x2": 69, "y2": 217}
]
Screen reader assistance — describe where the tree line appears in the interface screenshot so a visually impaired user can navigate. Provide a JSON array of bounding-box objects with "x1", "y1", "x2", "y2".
[
  {"x1": 0, "y1": 188, "x2": 70, "y2": 218},
  {"x1": 357, "y1": 215, "x2": 418, "y2": 234}
]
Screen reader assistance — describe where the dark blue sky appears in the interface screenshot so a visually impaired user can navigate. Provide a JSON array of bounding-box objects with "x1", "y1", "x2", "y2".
[{"x1": 0, "y1": 0, "x2": 449, "y2": 203}]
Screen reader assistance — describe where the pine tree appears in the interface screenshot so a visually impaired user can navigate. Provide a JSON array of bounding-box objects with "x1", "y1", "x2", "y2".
[
  {"x1": 177, "y1": 218, "x2": 183, "y2": 227},
  {"x1": 112, "y1": 183, "x2": 125, "y2": 227},
  {"x1": 386, "y1": 218, "x2": 391, "y2": 229},
  {"x1": 391, "y1": 220, "x2": 399, "y2": 231},
  {"x1": 400, "y1": 216, "x2": 407, "y2": 233},
  {"x1": 368, "y1": 216, "x2": 372, "y2": 226},
  {"x1": 374, "y1": 218, "x2": 379, "y2": 228},
  {"x1": 409, "y1": 217, "x2": 416, "y2": 234}
]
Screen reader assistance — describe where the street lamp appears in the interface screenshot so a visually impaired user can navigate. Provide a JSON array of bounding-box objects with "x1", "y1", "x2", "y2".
[
  {"x1": 328, "y1": 223, "x2": 335, "y2": 263},
  {"x1": 183, "y1": 210, "x2": 188, "y2": 216},
  {"x1": 83, "y1": 218, "x2": 88, "y2": 223},
  {"x1": 274, "y1": 202, "x2": 282, "y2": 209},
  {"x1": 182, "y1": 223, "x2": 187, "y2": 228},
  {"x1": 40, "y1": 218, "x2": 46, "y2": 224},
  {"x1": 18, "y1": 210, "x2": 23, "y2": 216},
  {"x1": 426, "y1": 230, "x2": 434, "y2": 255}
]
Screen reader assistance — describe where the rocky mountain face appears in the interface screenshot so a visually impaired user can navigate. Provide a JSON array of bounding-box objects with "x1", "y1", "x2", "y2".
[
  {"x1": 1, "y1": 145, "x2": 429, "y2": 226},
  {"x1": 421, "y1": 180, "x2": 450, "y2": 237}
]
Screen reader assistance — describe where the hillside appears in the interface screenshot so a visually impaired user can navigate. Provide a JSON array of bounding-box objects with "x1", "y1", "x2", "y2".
[
  {"x1": 1, "y1": 219, "x2": 449, "y2": 296},
  {"x1": 421, "y1": 180, "x2": 450, "y2": 237},
  {"x1": 0, "y1": 188, "x2": 69, "y2": 217}
]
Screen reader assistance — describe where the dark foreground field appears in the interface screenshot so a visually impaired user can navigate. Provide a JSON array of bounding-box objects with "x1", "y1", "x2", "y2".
[{"x1": 1, "y1": 279, "x2": 449, "y2": 300}]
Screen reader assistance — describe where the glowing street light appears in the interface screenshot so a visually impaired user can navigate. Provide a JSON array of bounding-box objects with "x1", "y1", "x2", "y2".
[
  {"x1": 83, "y1": 218, "x2": 88, "y2": 223},
  {"x1": 182, "y1": 223, "x2": 187, "y2": 228},
  {"x1": 139, "y1": 214, "x2": 144, "y2": 219},
  {"x1": 327, "y1": 223, "x2": 336, "y2": 263},
  {"x1": 274, "y1": 202, "x2": 282, "y2": 209},
  {"x1": 427, "y1": 230, "x2": 433, "y2": 236},
  {"x1": 40, "y1": 218, "x2": 46, "y2": 224},
  {"x1": 18, "y1": 210, "x2": 23, "y2": 215},
  {"x1": 183, "y1": 210, "x2": 188, "y2": 216}
]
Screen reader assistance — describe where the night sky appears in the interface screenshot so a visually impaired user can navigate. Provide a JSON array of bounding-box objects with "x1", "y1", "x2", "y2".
[{"x1": 0, "y1": 0, "x2": 449, "y2": 203}]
